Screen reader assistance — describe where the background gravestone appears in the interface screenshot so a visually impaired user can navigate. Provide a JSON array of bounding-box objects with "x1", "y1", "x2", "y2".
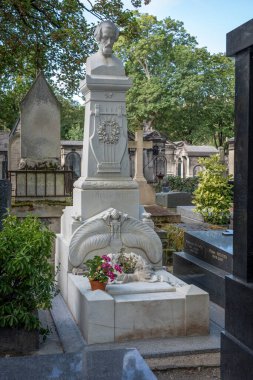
[
  {"x1": 221, "y1": 19, "x2": 253, "y2": 379},
  {"x1": 20, "y1": 71, "x2": 61, "y2": 167},
  {"x1": 0, "y1": 179, "x2": 11, "y2": 230}
]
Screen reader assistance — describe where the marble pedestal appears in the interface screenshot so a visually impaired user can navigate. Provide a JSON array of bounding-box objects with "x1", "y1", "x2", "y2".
[{"x1": 66, "y1": 271, "x2": 209, "y2": 344}]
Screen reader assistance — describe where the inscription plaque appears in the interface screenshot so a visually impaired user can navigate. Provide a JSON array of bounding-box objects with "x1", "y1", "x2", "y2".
[{"x1": 184, "y1": 230, "x2": 233, "y2": 272}]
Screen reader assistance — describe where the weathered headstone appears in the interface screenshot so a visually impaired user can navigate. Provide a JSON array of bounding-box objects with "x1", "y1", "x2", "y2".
[
  {"x1": 20, "y1": 71, "x2": 61, "y2": 168},
  {"x1": 0, "y1": 179, "x2": 11, "y2": 230},
  {"x1": 221, "y1": 19, "x2": 253, "y2": 379},
  {"x1": 128, "y1": 130, "x2": 156, "y2": 205}
]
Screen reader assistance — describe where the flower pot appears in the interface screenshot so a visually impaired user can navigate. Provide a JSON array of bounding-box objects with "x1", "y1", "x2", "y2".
[{"x1": 89, "y1": 279, "x2": 107, "y2": 291}]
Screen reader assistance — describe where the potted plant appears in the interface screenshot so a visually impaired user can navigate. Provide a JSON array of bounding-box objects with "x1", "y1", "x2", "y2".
[
  {"x1": 84, "y1": 255, "x2": 122, "y2": 291},
  {"x1": 117, "y1": 251, "x2": 140, "y2": 274},
  {"x1": 0, "y1": 213, "x2": 56, "y2": 354}
]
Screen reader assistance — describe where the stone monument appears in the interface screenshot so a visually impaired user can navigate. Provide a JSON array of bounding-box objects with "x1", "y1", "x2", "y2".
[
  {"x1": 221, "y1": 19, "x2": 253, "y2": 379},
  {"x1": 55, "y1": 21, "x2": 209, "y2": 344},
  {"x1": 8, "y1": 73, "x2": 70, "y2": 199},
  {"x1": 128, "y1": 130, "x2": 156, "y2": 205},
  {"x1": 19, "y1": 71, "x2": 61, "y2": 169}
]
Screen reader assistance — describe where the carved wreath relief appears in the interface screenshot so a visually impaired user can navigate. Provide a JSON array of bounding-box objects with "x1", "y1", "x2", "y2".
[{"x1": 97, "y1": 120, "x2": 120, "y2": 144}]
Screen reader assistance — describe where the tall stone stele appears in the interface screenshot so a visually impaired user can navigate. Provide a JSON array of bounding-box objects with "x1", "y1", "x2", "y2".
[
  {"x1": 56, "y1": 21, "x2": 163, "y2": 299},
  {"x1": 73, "y1": 21, "x2": 139, "y2": 219},
  {"x1": 19, "y1": 71, "x2": 61, "y2": 168}
]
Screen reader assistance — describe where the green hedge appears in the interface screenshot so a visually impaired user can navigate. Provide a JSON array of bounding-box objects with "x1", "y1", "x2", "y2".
[
  {"x1": 0, "y1": 214, "x2": 56, "y2": 337},
  {"x1": 166, "y1": 175, "x2": 198, "y2": 194}
]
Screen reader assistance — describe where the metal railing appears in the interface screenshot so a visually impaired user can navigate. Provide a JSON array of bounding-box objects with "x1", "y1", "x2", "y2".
[{"x1": 8, "y1": 169, "x2": 74, "y2": 198}]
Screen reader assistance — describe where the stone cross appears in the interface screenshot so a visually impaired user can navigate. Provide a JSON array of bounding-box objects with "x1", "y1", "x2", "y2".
[
  {"x1": 221, "y1": 19, "x2": 253, "y2": 379},
  {"x1": 128, "y1": 130, "x2": 153, "y2": 182}
]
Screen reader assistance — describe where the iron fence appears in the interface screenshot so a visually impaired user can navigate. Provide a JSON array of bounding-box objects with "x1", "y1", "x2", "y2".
[{"x1": 8, "y1": 169, "x2": 74, "y2": 198}]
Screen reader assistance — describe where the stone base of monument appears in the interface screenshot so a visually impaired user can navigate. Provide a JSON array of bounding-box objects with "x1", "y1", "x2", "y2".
[
  {"x1": 138, "y1": 181, "x2": 156, "y2": 205},
  {"x1": 66, "y1": 271, "x2": 209, "y2": 345},
  {"x1": 173, "y1": 230, "x2": 233, "y2": 307}
]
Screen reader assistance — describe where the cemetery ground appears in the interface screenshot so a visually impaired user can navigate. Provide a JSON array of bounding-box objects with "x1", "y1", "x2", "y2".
[
  {"x1": 0, "y1": 203, "x2": 224, "y2": 380},
  {"x1": 0, "y1": 175, "x2": 228, "y2": 379},
  {"x1": 0, "y1": 163, "x2": 230, "y2": 379},
  {"x1": 0, "y1": 281, "x2": 223, "y2": 380}
]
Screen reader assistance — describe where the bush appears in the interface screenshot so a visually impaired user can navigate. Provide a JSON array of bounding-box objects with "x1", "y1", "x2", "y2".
[
  {"x1": 0, "y1": 214, "x2": 56, "y2": 336},
  {"x1": 164, "y1": 224, "x2": 184, "y2": 252},
  {"x1": 193, "y1": 155, "x2": 233, "y2": 225},
  {"x1": 166, "y1": 175, "x2": 198, "y2": 194}
]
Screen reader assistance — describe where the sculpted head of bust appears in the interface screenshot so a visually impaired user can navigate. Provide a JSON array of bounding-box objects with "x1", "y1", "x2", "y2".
[{"x1": 94, "y1": 21, "x2": 119, "y2": 57}]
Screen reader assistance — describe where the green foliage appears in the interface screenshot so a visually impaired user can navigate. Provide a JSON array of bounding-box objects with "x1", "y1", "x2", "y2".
[
  {"x1": 163, "y1": 224, "x2": 184, "y2": 252},
  {"x1": 115, "y1": 14, "x2": 234, "y2": 145},
  {"x1": 0, "y1": 214, "x2": 56, "y2": 336},
  {"x1": 84, "y1": 255, "x2": 121, "y2": 283},
  {"x1": 166, "y1": 176, "x2": 198, "y2": 194},
  {"x1": 193, "y1": 155, "x2": 233, "y2": 224},
  {"x1": 60, "y1": 97, "x2": 84, "y2": 140},
  {"x1": 0, "y1": 0, "x2": 149, "y2": 130}
]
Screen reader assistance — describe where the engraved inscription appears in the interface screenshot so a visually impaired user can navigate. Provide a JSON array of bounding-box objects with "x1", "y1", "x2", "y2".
[
  {"x1": 185, "y1": 240, "x2": 202, "y2": 255},
  {"x1": 209, "y1": 248, "x2": 228, "y2": 262},
  {"x1": 185, "y1": 233, "x2": 232, "y2": 272}
]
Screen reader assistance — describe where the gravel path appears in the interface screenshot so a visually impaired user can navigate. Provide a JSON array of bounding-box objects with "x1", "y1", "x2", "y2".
[{"x1": 154, "y1": 367, "x2": 220, "y2": 380}]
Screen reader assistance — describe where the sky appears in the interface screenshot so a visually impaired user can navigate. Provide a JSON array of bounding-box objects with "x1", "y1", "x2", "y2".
[{"x1": 124, "y1": 0, "x2": 253, "y2": 54}]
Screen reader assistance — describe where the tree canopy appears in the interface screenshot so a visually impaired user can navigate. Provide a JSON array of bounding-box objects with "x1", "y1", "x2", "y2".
[
  {"x1": 0, "y1": 0, "x2": 149, "y2": 130},
  {"x1": 1, "y1": 6, "x2": 235, "y2": 147},
  {"x1": 115, "y1": 13, "x2": 235, "y2": 146}
]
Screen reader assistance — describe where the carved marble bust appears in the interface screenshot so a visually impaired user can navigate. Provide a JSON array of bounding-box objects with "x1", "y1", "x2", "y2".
[{"x1": 86, "y1": 20, "x2": 125, "y2": 76}]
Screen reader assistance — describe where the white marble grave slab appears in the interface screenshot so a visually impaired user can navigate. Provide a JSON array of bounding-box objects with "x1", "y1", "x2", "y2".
[
  {"x1": 114, "y1": 292, "x2": 185, "y2": 341},
  {"x1": 66, "y1": 271, "x2": 209, "y2": 345},
  {"x1": 106, "y1": 281, "x2": 175, "y2": 295},
  {"x1": 68, "y1": 275, "x2": 114, "y2": 344}
]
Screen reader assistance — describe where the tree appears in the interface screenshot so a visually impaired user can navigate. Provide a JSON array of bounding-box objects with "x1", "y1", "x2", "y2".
[
  {"x1": 166, "y1": 46, "x2": 234, "y2": 146},
  {"x1": 60, "y1": 97, "x2": 84, "y2": 140},
  {"x1": 115, "y1": 14, "x2": 234, "y2": 146},
  {"x1": 0, "y1": 0, "x2": 150, "y2": 131},
  {"x1": 115, "y1": 14, "x2": 197, "y2": 131}
]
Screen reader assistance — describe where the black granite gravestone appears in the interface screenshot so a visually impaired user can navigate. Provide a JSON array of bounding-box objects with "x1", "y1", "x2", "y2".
[
  {"x1": 221, "y1": 19, "x2": 253, "y2": 380},
  {"x1": 173, "y1": 230, "x2": 233, "y2": 306},
  {"x1": 0, "y1": 179, "x2": 11, "y2": 230}
]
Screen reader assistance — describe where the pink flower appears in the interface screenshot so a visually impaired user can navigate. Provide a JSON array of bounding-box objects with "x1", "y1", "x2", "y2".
[
  {"x1": 114, "y1": 264, "x2": 122, "y2": 273},
  {"x1": 102, "y1": 255, "x2": 110, "y2": 262},
  {"x1": 108, "y1": 272, "x2": 116, "y2": 281},
  {"x1": 101, "y1": 262, "x2": 111, "y2": 269}
]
